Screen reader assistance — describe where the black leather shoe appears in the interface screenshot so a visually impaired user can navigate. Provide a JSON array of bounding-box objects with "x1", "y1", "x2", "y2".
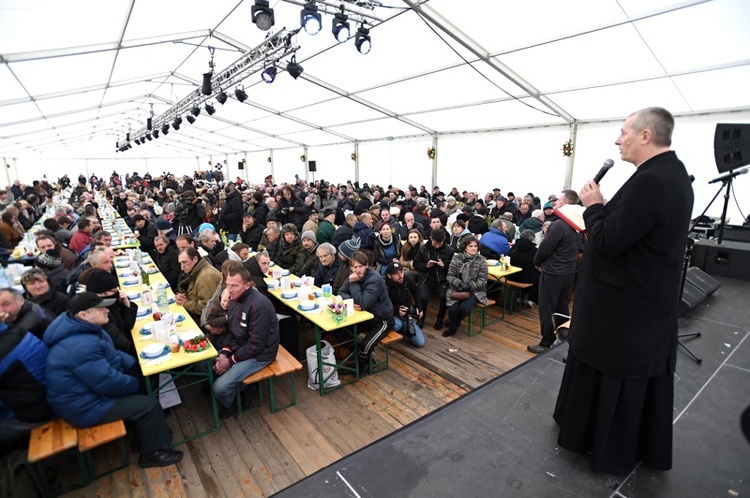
[
  {"x1": 434, "y1": 317, "x2": 444, "y2": 330},
  {"x1": 416, "y1": 317, "x2": 425, "y2": 329},
  {"x1": 442, "y1": 327, "x2": 457, "y2": 338},
  {"x1": 139, "y1": 448, "x2": 184, "y2": 468},
  {"x1": 218, "y1": 403, "x2": 235, "y2": 420},
  {"x1": 240, "y1": 385, "x2": 259, "y2": 410}
]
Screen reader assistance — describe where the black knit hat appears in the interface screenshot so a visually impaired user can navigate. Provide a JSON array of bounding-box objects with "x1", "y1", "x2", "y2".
[
  {"x1": 69, "y1": 292, "x2": 116, "y2": 314},
  {"x1": 85, "y1": 269, "x2": 120, "y2": 294}
]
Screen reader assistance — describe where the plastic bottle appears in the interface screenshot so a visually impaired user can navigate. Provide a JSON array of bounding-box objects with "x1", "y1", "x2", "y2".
[{"x1": 156, "y1": 284, "x2": 170, "y2": 315}]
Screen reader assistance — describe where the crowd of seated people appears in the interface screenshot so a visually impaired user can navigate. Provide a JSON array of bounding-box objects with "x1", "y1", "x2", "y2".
[{"x1": 1, "y1": 170, "x2": 566, "y2": 465}]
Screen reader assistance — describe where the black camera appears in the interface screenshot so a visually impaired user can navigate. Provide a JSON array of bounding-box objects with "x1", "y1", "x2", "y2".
[{"x1": 405, "y1": 305, "x2": 418, "y2": 336}]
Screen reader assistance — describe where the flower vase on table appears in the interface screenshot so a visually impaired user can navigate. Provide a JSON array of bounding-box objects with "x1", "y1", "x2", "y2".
[{"x1": 328, "y1": 296, "x2": 348, "y2": 326}]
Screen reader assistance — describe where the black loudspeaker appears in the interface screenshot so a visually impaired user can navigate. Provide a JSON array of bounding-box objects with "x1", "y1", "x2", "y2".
[
  {"x1": 237, "y1": 161, "x2": 244, "y2": 170},
  {"x1": 714, "y1": 123, "x2": 750, "y2": 173},
  {"x1": 692, "y1": 239, "x2": 750, "y2": 281},
  {"x1": 679, "y1": 280, "x2": 707, "y2": 317},
  {"x1": 685, "y1": 266, "x2": 721, "y2": 295},
  {"x1": 308, "y1": 160, "x2": 316, "y2": 172}
]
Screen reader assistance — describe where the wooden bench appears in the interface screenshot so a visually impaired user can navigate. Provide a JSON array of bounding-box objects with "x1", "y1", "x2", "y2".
[
  {"x1": 370, "y1": 330, "x2": 403, "y2": 374},
  {"x1": 78, "y1": 420, "x2": 129, "y2": 481},
  {"x1": 238, "y1": 345, "x2": 302, "y2": 414},
  {"x1": 28, "y1": 418, "x2": 126, "y2": 496},
  {"x1": 502, "y1": 279, "x2": 533, "y2": 315},
  {"x1": 467, "y1": 299, "x2": 496, "y2": 337}
]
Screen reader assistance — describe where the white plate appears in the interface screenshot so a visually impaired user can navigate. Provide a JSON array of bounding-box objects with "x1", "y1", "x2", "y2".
[
  {"x1": 136, "y1": 307, "x2": 151, "y2": 317},
  {"x1": 119, "y1": 270, "x2": 134, "y2": 277},
  {"x1": 299, "y1": 299, "x2": 316, "y2": 310},
  {"x1": 281, "y1": 290, "x2": 297, "y2": 299},
  {"x1": 486, "y1": 259, "x2": 499, "y2": 266},
  {"x1": 127, "y1": 291, "x2": 141, "y2": 300},
  {"x1": 123, "y1": 278, "x2": 139, "y2": 286},
  {"x1": 142, "y1": 343, "x2": 166, "y2": 358}
]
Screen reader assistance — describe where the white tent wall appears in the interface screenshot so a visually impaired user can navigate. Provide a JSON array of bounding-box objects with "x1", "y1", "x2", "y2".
[
  {"x1": 356, "y1": 136, "x2": 433, "y2": 189},
  {"x1": 305, "y1": 143, "x2": 356, "y2": 185},
  {"x1": 436, "y1": 127, "x2": 571, "y2": 201}
]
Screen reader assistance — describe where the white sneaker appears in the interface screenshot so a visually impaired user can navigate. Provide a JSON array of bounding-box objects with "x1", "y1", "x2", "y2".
[{"x1": 527, "y1": 300, "x2": 536, "y2": 309}]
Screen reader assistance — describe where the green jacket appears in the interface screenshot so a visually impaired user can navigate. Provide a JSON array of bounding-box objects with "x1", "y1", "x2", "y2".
[{"x1": 316, "y1": 219, "x2": 336, "y2": 245}]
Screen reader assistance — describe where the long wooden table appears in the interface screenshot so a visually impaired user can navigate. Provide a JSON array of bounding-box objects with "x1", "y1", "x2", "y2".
[
  {"x1": 117, "y1": 253, "x2": 220, "y2": 446},
  {"x1": 265, "y1": 271, "x2": 374, "y2": 396}
]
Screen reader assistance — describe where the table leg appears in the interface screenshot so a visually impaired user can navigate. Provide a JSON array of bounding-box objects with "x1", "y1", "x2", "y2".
[{"x1": 315, "y1": 324, "x2": 360, "y2": 396}]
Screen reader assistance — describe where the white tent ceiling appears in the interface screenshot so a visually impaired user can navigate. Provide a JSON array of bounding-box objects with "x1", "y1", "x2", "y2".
[{"x1": 1, "y1": 0, "x2": 749, "y2": 161}]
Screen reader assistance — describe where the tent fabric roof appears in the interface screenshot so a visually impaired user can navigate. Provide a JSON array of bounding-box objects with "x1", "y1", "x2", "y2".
[{"x1": 1, "y1": 0, "x2": 749, "y2": 160}]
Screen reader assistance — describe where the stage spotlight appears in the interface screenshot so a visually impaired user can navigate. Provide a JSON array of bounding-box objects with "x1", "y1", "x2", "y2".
[
  {"x1": 187, "y1": 115, "x2": 196, "y2": 124},
  {"x1": 355, "y1": 26, "x2": 371, "y2": 54},
  {"x1": 261, "y1": 65, "x2": 277, "y2": 84},
  {"x1": 252, "y1": 0, "x2": 274, "y2": 31},
  {"x1": 172, "y1": 116, "x2": 182, "y2": 131},
  {"x1": 146, "y1": 133, "x2": 153, "y2": 141},
  {"x1": 162, "y1": 123, "x2": 170, "y2": 135},
  {"x1": 287, "y1": 57, "x2": 304, "y2": 80},
  {"x1": 205, "y1": 103, "x2": 216, "y2": 115},
  {"x1": 202, "y1": 71, "x2": 213, "y2": 96},
  {"x1": 153, "y1": 130, "x2": 160, "y2": 139},
  {"x1": 332, "y1": 11, "x2": 350, "y2": 43},
  {"x1": 300, "y1": 2, "x2": 321, "y2": 35},
  {"x1": 235, "y1": 86, "x2": 248, "y2": 102},
  {"x1": 191, "y1": 105, "x2": 201, "y2": 117},
  {"x1": 147, "y1": 117, "x2": 153, "y2": 131},
  {"x1": 217, "y1": 91, "x2": 228, "y2": 105}
]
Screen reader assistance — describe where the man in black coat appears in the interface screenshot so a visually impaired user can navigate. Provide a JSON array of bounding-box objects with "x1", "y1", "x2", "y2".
[
  {"x1": 220, "y1": 184, "x2": 244, "y2": 236},
  {"x1": 154, "y1": 236, "x2": 181, "y2": 291},
  {"x1": 554, "y1": 107, "x2": 694, "y2": 475},
  {"x1": 239, "y1": 213, "x2": 264, "y2": 250},
  {"x1": 528, "y1": 190, "x2": 582, "y2": 354}
]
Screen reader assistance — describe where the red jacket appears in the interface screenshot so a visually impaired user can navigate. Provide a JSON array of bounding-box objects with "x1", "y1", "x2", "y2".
[{"x1": 68, "y1": 231, "x2": 92, "y2": 254}]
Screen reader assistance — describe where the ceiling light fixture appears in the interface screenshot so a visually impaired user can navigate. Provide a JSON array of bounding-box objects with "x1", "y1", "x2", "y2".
[
  {"x1": 153, "y1": 129, "x2": 160, "y2": 139},
  {"x1": 205, "y1": 103, "x2": 216, "y2": 115},
  {"x1": 172, "y1": 116, "x2": 182, "y2": 131},
  {"x1": 261, "y1": 65, "x2": 277, "y2": 84},
  {"x1": 300, "y1": 2, "x2": 322, "y2": 35},
  {"x1": 235, "y1": 86, "x2": 248, "y2": 102},
  {"x1": 146, "y1": 133, "x2": 153, "y2": 141},
  {"x1": 186, "y1": 115, "x2": 196, "y2": 125},
  {"x1": 287, "y1": 56, "x2": 304, "y2": 80},
  {"x1": 191, "y1": 105, "x2": 201, "y2": 117},
  {"x1": 355, "y1": 25, "x2": 371, "y2": 54},
  {"x1": 252, "y1": 0, "x2": 274, "y2": 31},
  {"x1": 161, "y1": 123, "x2": 170, "y2": 135},
  {"x1": 217, "y1": 91, "x2": 228, "y2": 105},
  {"x1": 332, "y1": 10, "x2": 350, "y2": 43}
]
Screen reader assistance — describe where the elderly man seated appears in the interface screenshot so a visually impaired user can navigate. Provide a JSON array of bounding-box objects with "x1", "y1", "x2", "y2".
[
  {"x1": 175, "y1": 247, "x2": 223, "y2": 324},
  {"x1": 0, "y1": 287, "x2": 55, "y2": 339},
  {"x1": 44, "y1": 292, "x2": 183, "y2": 468},
  {"x1": 479, "y1": 219, "x2": 511, "y2": 259}
]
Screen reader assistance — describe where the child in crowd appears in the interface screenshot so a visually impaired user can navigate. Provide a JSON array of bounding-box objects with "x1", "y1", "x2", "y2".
[{"x1": 205, "y1": 288, "x2": 230, "y2": 348}]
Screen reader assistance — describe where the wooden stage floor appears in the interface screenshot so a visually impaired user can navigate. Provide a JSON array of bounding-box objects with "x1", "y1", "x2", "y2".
[{"x1": 61, "y1": 297, "x2": 543, "y2": 497}]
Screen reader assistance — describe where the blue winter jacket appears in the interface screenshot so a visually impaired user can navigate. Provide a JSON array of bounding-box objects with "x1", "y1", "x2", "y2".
[
  {"x1": 43, "y1": 313, "x2": 138, "y2": 427},
  {"x1": 479, "y1": 226, "x2": 511, "y2": 258}
]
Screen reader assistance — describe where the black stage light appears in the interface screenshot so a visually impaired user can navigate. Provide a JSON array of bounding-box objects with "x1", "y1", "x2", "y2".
[
  {"x1": 205, "y1": 103, "x2": 215, "y2": 115},
  {"x1": 252, "y1": 0, "x2": 274, "y2": 31},
  {"x1": 261, "y1": 65, "x2": 277, "y2": 84},
  {"x1": 287, "y1": 57, "x2": 304, "y2": 80},
  {"x1": 217, "y1": 91, "x2": 228, "y2": 105},
  {"x1": 146, "y1": 133, "x2": 153, "y2": 141},
  {"x1": 147, "y1": 117, "x2": 153, "y2": 130},
  {"x1": 235, "y1": 87, "x2": 248, "y2": 102},
  {"x1": 355, "y1": 26, "x2": 371, "y2": 54},
  {"x1": 153, "y1": 129, "x2": 160, "y2": 139},
  {"x1": 332, "y1": 11, "x2": 350, "y2": 43},
  {"x1": 300, "y1": 2, "x2": 321, "y2": 35},
  {"x1": 172, "y1": 116, "x2": 182, "y2": 131},
  {"x1": 202, "y1": 71, "x2": 213, "y2": 95},
  {"x1": 162, "y1": 123, "x2": 170, "y2": 135},
  {"x1": 191, "y1": 105, "x2": 201, "y2": 117},
  {"x1": 187, "y1": 115, "x2": 196, "y2": 124}
]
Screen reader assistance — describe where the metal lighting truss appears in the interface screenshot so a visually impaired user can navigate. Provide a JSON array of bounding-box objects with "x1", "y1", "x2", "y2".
[
  {"x1": 122, "y1": 29, "x2": 299, "y2": 150},
  {"x1": 281, "y1": 0, "x2": 384, "y2": 25}
]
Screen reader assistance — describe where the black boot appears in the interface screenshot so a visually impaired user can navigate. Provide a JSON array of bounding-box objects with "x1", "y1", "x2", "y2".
[
  {"x1": 139, "y1": 448, "x2": 184, "y2": 468},
  {"x1": 434, "y1": 316, "x2": 444, "y2": 330}
]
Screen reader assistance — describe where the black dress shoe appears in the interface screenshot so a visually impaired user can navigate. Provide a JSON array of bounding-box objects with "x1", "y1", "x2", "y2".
[
  {"x1": 218, "y1": 403, "x2": 235, "y2": 420},
  {"x1": 139, "y1": 448, "x2": 184, "y2": 468},
  {"x1": 434, "y1": 317, "x2": 444, "y2": 330},
  {"x1": 442, "y1": 328, "x2": 457, "y2": 337}
]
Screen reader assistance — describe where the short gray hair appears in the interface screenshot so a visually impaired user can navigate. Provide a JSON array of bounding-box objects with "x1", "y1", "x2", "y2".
[
  {"x1": 317, "y1": 242, "x2": 337, "y2": 257},
  {"x1": 519, "y1": 229, "x2": 536, "y2": 242}
]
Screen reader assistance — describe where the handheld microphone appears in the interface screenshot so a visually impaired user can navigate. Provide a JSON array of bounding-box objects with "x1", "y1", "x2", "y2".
[
  {"x1": 593, "y1": 159, "x2": 615, "y2": 184},
  {"x1": 707, "y1": 166, "x2": 749, "y2": 184}
]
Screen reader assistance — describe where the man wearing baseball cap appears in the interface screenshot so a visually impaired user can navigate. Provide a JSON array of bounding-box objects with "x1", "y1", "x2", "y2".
[
  {"x1": 43, "y1": 292, "x2": 183, "y2": 468},
  {"x1": 384, "y1": 262, "x2": 425, "y2": 347}
]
